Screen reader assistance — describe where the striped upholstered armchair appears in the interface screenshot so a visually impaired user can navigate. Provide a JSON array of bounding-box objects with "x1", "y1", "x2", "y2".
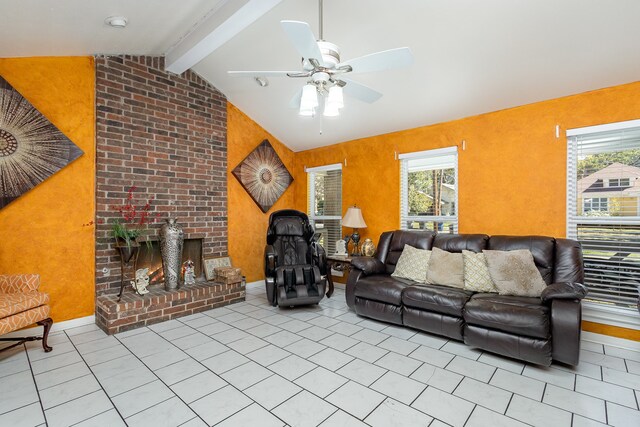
[{"x1": 0, "y1": 274, "x2": 53, "y2": 352}]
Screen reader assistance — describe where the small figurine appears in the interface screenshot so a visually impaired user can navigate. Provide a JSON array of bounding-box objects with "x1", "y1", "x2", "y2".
[
  {"x1": 130, "y1": 268, "x2": 150, "y2": 295},
  {"x1": 335, "y1": 239, "x2": 348, "y2": 256},
  {"x1": 183, "y1": 260, "x2": 196, "y2": 285}
]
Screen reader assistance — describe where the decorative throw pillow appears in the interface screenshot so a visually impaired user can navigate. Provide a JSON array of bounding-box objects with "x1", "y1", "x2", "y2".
[
  {"x1": 483, "y1": 249, "x2": 547, "y2": 297},
  {"x1": 426, "y1": 247, "x2": 464, "y2": 288},
  {"x1": 391, "y1": 244, "x2": 431, "y2": 283},
  {"x1": 462, "y1": 250, "x2": 497, "y2": 293}
]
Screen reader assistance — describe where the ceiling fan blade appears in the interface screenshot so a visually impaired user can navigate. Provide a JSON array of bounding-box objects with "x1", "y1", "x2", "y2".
[
  {"x1": 341, "y1": 78, "x2": 383, "y2": 104},
  {"x1": 338, "y1": 47, "x2": 413, "y2": 74},
  {"x1": 289, "y1": 88, "x2": 303, "y2": 109},
  {"x1": 227, "y1": 71, "x2": 298, "y2": 78},
  {"x1": 280, "y1": 20, "x2": 325, "y2": 65}
]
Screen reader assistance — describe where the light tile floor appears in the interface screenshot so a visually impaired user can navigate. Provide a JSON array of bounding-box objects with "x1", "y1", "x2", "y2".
[{"x1": 1, "y1": 283, "x2": 640, "y2": 427}]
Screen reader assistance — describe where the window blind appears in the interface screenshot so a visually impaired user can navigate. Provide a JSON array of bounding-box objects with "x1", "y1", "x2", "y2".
[
  {"x1": 399, "y1": 147, "x2": 458, "y2": 232},
  {"x1": 567, "y1": 121, "x2": 640, "y2": 310},
  {"x1": 308, "y1": 164, "x2": 342, "y2": 254}
]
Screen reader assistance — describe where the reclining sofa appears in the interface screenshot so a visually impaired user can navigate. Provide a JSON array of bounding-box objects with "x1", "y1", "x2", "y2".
[{"x1": 346, "y1": 230, "x2": 587, "y2": 366}]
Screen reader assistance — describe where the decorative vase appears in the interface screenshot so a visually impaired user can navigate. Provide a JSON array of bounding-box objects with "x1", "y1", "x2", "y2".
[
  {"x1": 362, "y1": 238, "x2": 375, "y2": 257},
  {"x1": 160, "y1": 218, "x2": 184, "y2": 290}
]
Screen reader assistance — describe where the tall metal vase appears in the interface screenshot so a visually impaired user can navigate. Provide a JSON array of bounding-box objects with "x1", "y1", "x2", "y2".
[{"x1": 160, "y1": 218, "x2": 184, "y2": 290}]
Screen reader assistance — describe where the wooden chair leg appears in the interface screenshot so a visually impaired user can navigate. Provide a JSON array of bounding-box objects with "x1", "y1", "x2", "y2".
[{"x1": 36, "y1": 318, "x2": 53, "y2": 352}]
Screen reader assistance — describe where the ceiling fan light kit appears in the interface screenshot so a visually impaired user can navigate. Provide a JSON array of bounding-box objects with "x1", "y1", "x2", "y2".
[{"x1": 228, "y1": 0, "x2": 413, "y2": 119}]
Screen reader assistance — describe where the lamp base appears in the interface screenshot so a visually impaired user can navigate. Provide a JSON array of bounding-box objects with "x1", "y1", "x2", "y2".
[{"x1": 350, "y1": 229, "x2": 361, "y2": 256}]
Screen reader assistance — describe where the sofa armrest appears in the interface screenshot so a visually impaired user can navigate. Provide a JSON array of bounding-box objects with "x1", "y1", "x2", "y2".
[
  {"x1": 346, "y1": 269, "x2": 364, "y2": 309},
  {"x1": 0, "y1": 274, "x2": 40, "y2": 294},
  {"x1": 351, "y1": 257, "x2": 385, "y2": 275},
  {"x1": 264, "y1": 245, "x2": 278, "y2": 277},
  {"x1": 541, "y1": 282, "x2": 588, "y2": 303}
]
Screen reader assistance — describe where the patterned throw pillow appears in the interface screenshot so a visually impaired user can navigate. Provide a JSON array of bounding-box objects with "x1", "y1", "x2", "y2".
[
  {"x1": 426, "y1": 247, "x2": 465, "y2": 288},
  {"x1": 483, "y1": 249, "x2": 547, "y2": 297},
  {"x1": 462, "y1": 250, "x2": 497, "y2": 293},
  {"x1": 391, "y1": 244, "x2": 431, "y2": 283}
]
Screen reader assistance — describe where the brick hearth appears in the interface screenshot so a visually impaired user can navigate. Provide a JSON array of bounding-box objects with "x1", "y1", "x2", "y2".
[{"x1": 95, "y1": 279, "x2": 245, "y2": 335}]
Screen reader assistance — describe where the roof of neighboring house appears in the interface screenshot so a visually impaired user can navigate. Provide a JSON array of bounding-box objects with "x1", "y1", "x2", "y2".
[{"x1": 578, "y1": 163, "x2": 640, "y2": 196}]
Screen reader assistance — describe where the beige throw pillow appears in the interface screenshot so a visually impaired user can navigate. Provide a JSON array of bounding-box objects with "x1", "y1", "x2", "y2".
[
  {"x1": 391, "y1": 244, "x2": 431, "y2": 283},
  {"x1": 426, "y1": 247, "x2": 464, "y2": 288},
  {"x1": 483, "y1": 249, "x2": 547, "y2": 297},
  {"x1": 462, "y1": 250, "x2": 497, "y2": 293}
]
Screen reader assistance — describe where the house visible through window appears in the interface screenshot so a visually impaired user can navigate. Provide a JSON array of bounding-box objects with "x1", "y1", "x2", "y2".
[
  {"x1": 400, "y1": 147, "x2": 458, "y2": 232},
  {"x1": 567, "y1": 119, "x2": 640, "y2": 312},
  {"x1": 307, "y1": 164, "x2": 342, "y2": 254}
]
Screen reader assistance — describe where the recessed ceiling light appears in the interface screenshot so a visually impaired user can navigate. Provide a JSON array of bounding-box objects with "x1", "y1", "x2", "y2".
[{"x1": 105, "y1": 16, "x2": 128, "y2": 28}]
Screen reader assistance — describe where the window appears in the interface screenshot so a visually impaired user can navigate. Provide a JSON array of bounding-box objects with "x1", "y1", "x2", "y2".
[
  {"x1": 307, "y1": 164, "x2": 342, "y2": 254},
  {"x1": 608, "y1": 178, "x2": 631, "y2": 187},
  {"x1": 567, "y1": 119, "x2": 640, "y2": 312},
  {"x1": 583, "y1": 197, "x2": 608, "y2": 213},
  {"x1": 400, "y1": 147, "x2": 458, "y2": 232}
]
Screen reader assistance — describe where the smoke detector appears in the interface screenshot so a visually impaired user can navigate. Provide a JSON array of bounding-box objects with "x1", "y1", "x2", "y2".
[{"x1": 105, "y1": 16, "x2": 128, "y2": 28}]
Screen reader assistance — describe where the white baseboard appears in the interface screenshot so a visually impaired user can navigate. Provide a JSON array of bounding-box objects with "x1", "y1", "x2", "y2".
[
  {"x1": 2, "y1": 315, "x2": 95, "y2": 338},
  {"x1": 582, "y1": 331, "x2": 640, "y2": 351},
  {"x1": 246, "y1": 280, "x2": 264, "y2": 288}
]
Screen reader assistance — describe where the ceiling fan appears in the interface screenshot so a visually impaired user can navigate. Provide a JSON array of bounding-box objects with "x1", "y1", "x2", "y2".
[{"x1": 228, "y1": 0, "x2": 413, "y2": 117}]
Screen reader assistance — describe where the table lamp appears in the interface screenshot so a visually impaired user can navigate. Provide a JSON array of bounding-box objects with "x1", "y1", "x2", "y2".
[{"x1": 342, "y1": 206, "x2": 367, "y2": 256}]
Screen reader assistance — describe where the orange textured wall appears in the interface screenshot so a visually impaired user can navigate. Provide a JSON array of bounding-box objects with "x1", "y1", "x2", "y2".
[
  {"x1": 291, "y1": 81, "x2": 640, "y2": 340},
  {"x1": 0, "y1": 57, "x2": 96, "y2": 323},
  {"x1": 227, "y1": 103, "x2": 296, "y2": 282},
  {"x1": 293, "y1": 81, "x2": 640, "y2": 246}
]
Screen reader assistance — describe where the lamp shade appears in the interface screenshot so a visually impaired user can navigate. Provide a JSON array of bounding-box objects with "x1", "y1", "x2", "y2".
[
  {"x1": 342, "y1": 206, "x2": 367, "y2": 228},
  {"x1": 327, "y1": 85, "x2": 344, "y2": 109},
  {"x1": 301, "y1": 83, "x2": 319, "y2": 109}
]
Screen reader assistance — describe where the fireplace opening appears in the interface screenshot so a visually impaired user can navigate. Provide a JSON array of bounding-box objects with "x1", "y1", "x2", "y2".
[{"x1": 137, "y1": 238, "x2": 204, "y2": 286}]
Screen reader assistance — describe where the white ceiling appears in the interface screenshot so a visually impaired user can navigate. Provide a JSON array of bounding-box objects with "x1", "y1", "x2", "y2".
[{"x1": 1, "y1": 0, "x2": 640, "y2": 152}]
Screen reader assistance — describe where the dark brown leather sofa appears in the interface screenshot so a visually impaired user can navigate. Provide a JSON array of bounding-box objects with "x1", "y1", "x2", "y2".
[{"x1": 346, "y1": 230, "x2": 588, "y2": 366}]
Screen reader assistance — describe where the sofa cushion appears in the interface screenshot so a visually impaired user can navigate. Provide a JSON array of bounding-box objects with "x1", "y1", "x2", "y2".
[
  {"x1": 354, "y1": 275, "x2": 413, "y2": 305},
  {"x1": 391, "y1": 244, "x2": 431, "y2": 283},
  {"x1": 385, "y1": 231, "x2": 435, "y2": 274},
  {"x1": 426, "y1": 247, "x2": 464, "y2": 288},
  {"x1": 433, "y1": 234, "x2": 489, "y2": 253},
  {"x1": 402, "y1": 284, "x2": 474, "y2": 317},
  {"x1": 462, "y1": 250, "x2": 497, "y2": 293},
  {"x1": 484, "y1": 249, "x2": 547, "y2": 297},
  {"x1": 488, "y1": 235, "x2": 555, "y2": 284},
  {"x1": 464, "y1": 293, "x2": 550, "y2": 339},
  {"x1": 0, "y1": 291, "x2": 50, "y2": 318},
  {"x1": 0, "y1": 305, "x2": 50, "y2": 336}
]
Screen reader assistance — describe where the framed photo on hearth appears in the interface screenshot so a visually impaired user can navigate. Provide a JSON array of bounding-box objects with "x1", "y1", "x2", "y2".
[{"x1": 203, "y1": 256, "x2": 232, "y2": 281}]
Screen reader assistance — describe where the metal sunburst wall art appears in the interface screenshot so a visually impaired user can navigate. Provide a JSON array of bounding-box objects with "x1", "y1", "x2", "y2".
[
  {"x1": 232, "y1": 139, "x2": 293, "y2": 213},
  {"x1": 0, "y1": 76, "x2": 83, "y2": 209}
]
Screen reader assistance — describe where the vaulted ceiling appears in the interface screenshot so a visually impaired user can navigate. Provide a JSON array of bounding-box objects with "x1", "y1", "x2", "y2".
[{"x1": 2, "y1": 0, "x2": 639, "y2": 151}]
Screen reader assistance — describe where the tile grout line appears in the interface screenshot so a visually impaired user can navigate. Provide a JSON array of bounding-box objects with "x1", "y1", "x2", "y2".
[
  {"x1": 62, "y1": 330, "x2": 129, "y2": 426},
  {"x1": 139, "y1": 325, "x2": 291, "y2": 426},
  {"x1": 21, "y1": 344, "x2": 49, "y2": 427}
]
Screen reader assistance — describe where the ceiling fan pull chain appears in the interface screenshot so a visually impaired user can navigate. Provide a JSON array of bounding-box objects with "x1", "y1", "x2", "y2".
[{"x1": 319, "y1": 0, "x2": 324, "y2": 41}]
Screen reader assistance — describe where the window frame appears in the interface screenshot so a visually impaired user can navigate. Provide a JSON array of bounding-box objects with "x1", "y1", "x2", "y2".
[
  {"x1": 567, "y1": 119, "x2": 640, "y2": 330},
  {"x1": 399, "y1": 146, "x2": 459, "y2": 232},
  {"x1": 307, "y1": 163, "x2": 343, "y2": 253}
]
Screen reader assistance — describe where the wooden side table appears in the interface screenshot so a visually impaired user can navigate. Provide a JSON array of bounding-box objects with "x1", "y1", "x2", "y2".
[{"x1": 326, "y1": 255, "x2": 358, "y2": 298}]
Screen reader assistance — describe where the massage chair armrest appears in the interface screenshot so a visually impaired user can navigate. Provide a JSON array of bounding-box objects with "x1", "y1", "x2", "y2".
[
  {"x1": 541, "y1": 282, "x2": 588, "y2": 304},
  {"x1": 351, "y1": 257, "x2": 385, "y2": 276},
  {"x1": 311, "y1": 242, "x2": 328, "y2": 276},
  {"x1": 265, "y1": 245, "x2": 278, "y2": 277}
]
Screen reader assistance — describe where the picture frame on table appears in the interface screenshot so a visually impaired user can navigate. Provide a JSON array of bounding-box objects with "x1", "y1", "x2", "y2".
[{"x1": 203, "y1": 256, "x2": 232, "y2": 281}]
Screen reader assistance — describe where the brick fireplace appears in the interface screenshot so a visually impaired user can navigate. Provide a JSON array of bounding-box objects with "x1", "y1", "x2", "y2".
[{"x1": 94, "y1": 56, "x2": 243, "y2": 333}]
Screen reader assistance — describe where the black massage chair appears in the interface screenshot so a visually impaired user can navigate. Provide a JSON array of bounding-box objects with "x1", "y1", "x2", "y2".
[{"x1": 265, "y1": 209, "x2": 328, "y2": 307}]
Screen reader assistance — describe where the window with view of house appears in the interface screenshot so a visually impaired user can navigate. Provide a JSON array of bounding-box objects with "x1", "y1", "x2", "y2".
[
  {"x1": 400, "y1": 147, "x2": 458, "y2": 232},
  {"x1": 567, "y1": 120, "x2": 640, "y2": 313},
  {"x1": 307, "y1": 164, "x2": 342, "y2": 254}
]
